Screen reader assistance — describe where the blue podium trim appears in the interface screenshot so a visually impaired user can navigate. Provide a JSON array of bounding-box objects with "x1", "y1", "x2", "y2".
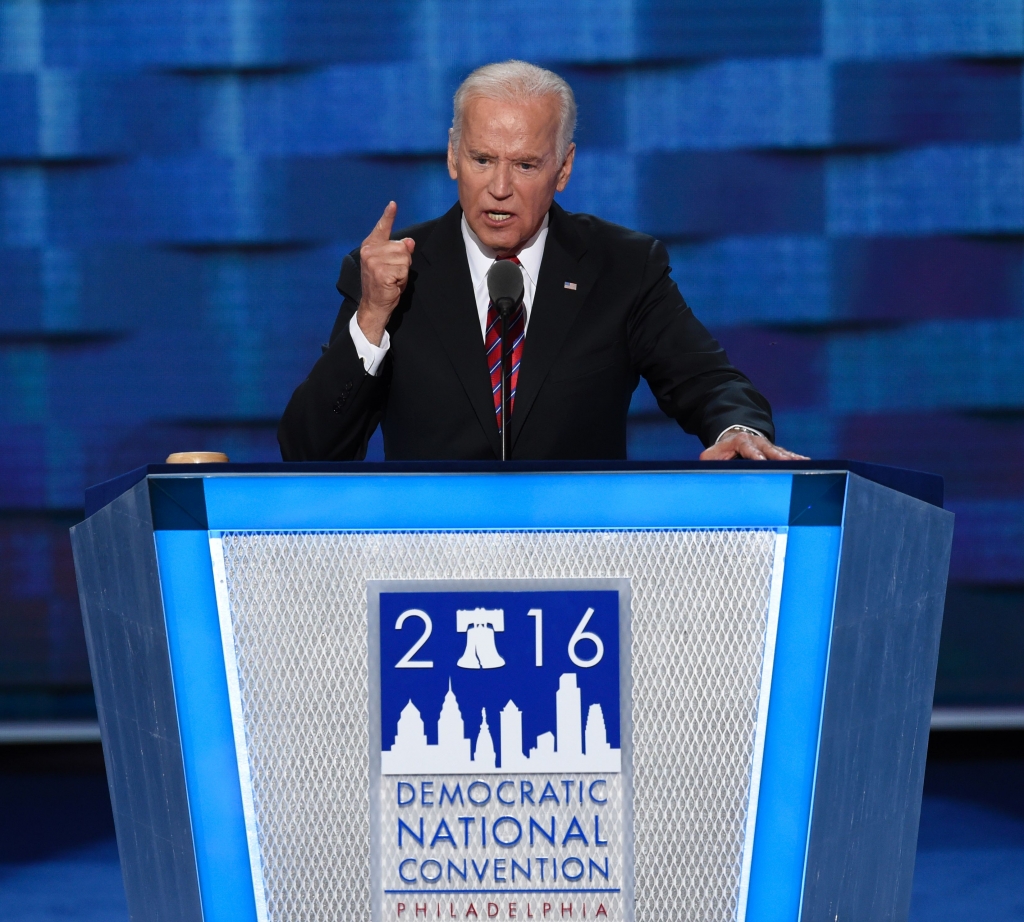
[
  {"x1": 155, "y1": 531, "x2": 259, "y2": 922},
  {"x1": 149, "y1": 478, "x2": 208, "y2": 530},
  {"x1": 744, "y1": 526, "x2": 843, "y2": 922},
  {"x1": 85, "y1": 460, "x2": 944, "y2": 518},
  {"x1": 201, "y1": 471, "x2": 795, "y2": 531}
]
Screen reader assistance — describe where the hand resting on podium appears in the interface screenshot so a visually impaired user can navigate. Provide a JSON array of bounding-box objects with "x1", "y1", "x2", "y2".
[{"x1": 700, "y1": 428, "x2": 809, "y2": 462}]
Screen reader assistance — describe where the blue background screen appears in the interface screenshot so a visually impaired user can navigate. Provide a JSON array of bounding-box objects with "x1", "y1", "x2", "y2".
[{"x1": 1, "y1": 0, "x2": 1021, "y2": 715}]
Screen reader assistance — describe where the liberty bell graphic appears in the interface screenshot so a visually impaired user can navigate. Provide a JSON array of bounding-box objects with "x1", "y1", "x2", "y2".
[{"x1": 456, "y1": 608, "x2": 506, "y2": 669}]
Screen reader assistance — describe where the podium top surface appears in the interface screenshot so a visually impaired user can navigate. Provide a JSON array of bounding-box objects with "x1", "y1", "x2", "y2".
[{"x1": 84, "y1": 460, "x2": 942, "y2": 521}]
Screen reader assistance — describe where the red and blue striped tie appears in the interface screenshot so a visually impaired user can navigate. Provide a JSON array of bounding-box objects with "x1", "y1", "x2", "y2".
[{"x1": 484, "y1": 256, "x2": 526, "y2": 434}]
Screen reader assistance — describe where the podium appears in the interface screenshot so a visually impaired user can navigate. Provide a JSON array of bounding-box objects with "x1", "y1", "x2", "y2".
[{"x1": 72, "y1": 462, "x2": 953, "y2": 922}]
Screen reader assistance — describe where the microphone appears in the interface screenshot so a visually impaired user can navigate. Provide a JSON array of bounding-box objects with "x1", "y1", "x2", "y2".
[
  {"x1": 486, "y1": 259, "x2": 524, "y2": 320},
  {"x1": 485, "y1": 260, "x2": 524, "y2": 462}
]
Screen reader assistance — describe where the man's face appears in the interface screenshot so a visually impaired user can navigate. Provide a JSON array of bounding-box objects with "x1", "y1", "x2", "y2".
[{"x1": 448, "y1": 93, "x2": 575, "y2": 256}]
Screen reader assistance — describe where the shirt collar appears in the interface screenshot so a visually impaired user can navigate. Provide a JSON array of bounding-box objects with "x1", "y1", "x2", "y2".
[{"x1": 461, "y1": 211, "x2": 550, "y2": 290}]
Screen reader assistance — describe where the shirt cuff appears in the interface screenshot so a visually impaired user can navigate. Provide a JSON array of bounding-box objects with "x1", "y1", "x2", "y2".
[
  {"x1": 348, "y1": 311, "x2": 390, "y2": 376},
  {"x1": 715, "y1": 425, "x2": 766, "y2": 444}
]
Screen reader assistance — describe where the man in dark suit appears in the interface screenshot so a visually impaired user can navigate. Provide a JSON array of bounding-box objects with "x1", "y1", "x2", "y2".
[{"x1": 279, "y1": 61, "x2": 806, "y2": 464}]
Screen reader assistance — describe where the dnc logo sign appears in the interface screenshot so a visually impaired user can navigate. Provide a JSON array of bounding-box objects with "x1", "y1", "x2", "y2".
[{"x1": 368, "y1": 579, "x2": 633, "y2": 922}]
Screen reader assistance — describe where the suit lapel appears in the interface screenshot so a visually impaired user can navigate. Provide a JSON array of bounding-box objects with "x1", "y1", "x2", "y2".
[
  {"x1": 511, "y1": 203, "x2": 596, "y2": 446},
  {"x1": 416, "y1": 204, "x2": 502, "y2": 458}
]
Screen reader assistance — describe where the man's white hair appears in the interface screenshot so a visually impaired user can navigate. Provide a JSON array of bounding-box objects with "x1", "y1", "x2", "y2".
[{"x1": 450, "y1": 60, "x2": 577, "y2": 164}]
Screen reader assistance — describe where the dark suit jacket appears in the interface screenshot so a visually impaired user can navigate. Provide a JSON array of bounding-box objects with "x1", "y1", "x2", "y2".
[{"x1": 278, "y1": 202, "x2": 774, "y2": 461}]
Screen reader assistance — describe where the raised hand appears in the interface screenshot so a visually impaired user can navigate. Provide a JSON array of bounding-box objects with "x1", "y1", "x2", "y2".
[
  {"x1": 356, "y1": 201, "x2": 416, "y2": 346},
  {"x1": 699, "y1": 429, "x2": 809, "y2": 461}
]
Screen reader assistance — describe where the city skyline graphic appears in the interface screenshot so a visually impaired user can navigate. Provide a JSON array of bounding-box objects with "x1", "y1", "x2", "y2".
[{"x1": 381, "y1": 672, "x2": 621, "y2": 775}]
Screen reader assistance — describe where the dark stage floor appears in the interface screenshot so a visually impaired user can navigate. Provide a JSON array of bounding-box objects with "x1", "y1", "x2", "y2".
[{"x1": 1, "y1": 733, "x2": 1022, "y2": 921}]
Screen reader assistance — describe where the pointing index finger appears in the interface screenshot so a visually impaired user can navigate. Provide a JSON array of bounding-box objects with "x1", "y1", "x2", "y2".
[{"x1": 368, "y1": 201, "x2": 397, "y2": 243}]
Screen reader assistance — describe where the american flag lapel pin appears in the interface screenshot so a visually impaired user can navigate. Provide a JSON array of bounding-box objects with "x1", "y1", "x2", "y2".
[{"x1": 564, "y1": 281, "x2": 577, "y2": 290}]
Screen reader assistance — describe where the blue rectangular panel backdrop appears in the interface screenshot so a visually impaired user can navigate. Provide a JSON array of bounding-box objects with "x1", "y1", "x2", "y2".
[{"x1": 1, "y1": 0, "x2": 1021, "y2": 713}]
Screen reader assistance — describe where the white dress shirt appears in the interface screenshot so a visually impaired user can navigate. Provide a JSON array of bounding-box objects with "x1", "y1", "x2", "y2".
[{"x1": 349, "y1": 214, "x2": 549, "y2": 376}]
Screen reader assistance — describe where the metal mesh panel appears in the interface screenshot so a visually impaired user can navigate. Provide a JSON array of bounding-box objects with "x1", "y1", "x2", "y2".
[{"x1": 220, "y1": 529, "x2": 777, "y2": 922}]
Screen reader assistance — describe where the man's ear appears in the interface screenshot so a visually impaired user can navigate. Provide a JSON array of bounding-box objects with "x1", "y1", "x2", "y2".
[
  {"x1": 555, "y1": 143, "x2": 576, "y2": 192},
  {"x1": 447, "y1": 131, "x2": 459, "y2": 181}
]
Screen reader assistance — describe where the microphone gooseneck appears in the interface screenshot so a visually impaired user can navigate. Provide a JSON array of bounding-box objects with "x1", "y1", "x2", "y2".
[{"x1": 485, "y1": 260, "x2": 524, "y2": 462}]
